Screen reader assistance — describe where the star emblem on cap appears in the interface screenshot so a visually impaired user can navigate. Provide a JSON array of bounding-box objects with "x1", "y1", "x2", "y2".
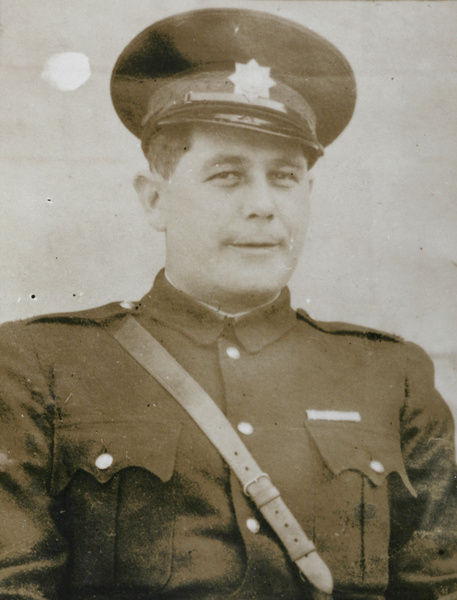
[{"x1": 228, "y1": 59, "x2": 276, "y2": 102}]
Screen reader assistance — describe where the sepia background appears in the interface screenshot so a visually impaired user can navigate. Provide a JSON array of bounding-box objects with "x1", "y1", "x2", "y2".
[{"x1": 1, "y1": 1, "x2": 456, "y2": 429}]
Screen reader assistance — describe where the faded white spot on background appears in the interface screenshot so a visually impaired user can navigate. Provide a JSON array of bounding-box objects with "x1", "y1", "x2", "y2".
[{"x1": 41, "y1": 52, "x2": 91, "y2": 91}]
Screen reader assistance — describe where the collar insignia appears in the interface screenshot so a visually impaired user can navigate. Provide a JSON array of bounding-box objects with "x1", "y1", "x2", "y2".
[{"x1": 228, "y1": 59, "x2": 276, "y2": 103}]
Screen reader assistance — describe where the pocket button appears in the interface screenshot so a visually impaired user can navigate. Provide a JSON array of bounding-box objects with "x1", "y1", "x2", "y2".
[
  {"x1": 370, "y1": 460, "x2": 385, "y2": 474},
  {"x1": 95, "y1": 453, "x2": 114, "y2": 470}
]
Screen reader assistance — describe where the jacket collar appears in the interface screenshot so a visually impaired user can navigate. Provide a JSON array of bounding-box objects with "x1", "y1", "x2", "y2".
[{"x1": 138, "y1": 270, "x2": 297, "y2": 353}]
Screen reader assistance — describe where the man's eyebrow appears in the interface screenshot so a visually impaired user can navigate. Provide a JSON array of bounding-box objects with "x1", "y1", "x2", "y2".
[
  {"x1": 201, "y1": 153, "x2": 306, "y2": 170},
  {"x1": 270, "y1": 156, "x2": 306, "y2": 170},
  {"x1": 202, "y1": 154, "x2": 248, "y2": 169}
]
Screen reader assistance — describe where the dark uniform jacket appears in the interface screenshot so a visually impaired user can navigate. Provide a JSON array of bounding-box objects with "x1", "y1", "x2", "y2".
[{"x1": 0, "y1": 271, "x2": 456, "y2": 600}]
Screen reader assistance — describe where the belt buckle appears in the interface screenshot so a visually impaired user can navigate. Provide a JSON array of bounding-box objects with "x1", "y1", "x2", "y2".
[{"x1": 243, "y1": 472, "x2": 271, "y2": 497}]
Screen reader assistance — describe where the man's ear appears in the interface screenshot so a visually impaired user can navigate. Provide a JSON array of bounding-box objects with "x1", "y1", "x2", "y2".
[{"x1": 133, "y1": 170, "x2": 167, "y2": 232}]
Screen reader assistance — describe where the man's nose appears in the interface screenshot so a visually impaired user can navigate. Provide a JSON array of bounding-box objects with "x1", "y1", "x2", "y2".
[{"x1": 243, "y1": 176, "x2": 275, "y2": 220}]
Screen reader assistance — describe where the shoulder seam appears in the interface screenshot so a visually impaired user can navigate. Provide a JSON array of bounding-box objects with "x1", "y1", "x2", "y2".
[
  {"x1": 296, "y1": 309, "x2": 401, "y2": 343},
  {"x1": 23, "y1": 302, "x2": 141, "y2": 327}
]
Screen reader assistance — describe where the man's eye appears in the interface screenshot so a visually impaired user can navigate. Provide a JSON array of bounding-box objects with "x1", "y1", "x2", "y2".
[
  {"x1": 270, "y1": 171, "x2": 299, "y2": 186},
  {"x1": 206, "y1": 171, "x2": 241, "y2": 186}
]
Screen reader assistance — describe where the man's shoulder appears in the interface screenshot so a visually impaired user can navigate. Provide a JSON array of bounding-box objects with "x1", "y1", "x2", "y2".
[
  {"x1": 0, "y1": 301, "x2": 143, "y2": 350},
  {"x1": 295, "y1": 308, "x2": 403, "y2": 344},
  {"x1": 1, "y1": 300, "x2": 141, "y2": 331},
  {"x1": 294, "y1": 309, "x2": 435, "y2": 381},
  {"x1": 0, "y1": 300, "x2": 145, "y2": 365}
]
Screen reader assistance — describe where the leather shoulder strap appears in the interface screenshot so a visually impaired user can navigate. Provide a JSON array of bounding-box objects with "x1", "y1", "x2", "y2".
[{"x1": 112, "y1": 316, "x2": 333, "y2": 596}]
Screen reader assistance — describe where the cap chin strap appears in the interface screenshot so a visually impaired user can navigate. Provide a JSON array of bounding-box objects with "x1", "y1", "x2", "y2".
[
  {"x1": 112, "y1": 316, "x2": 333, "y2": 597},
  {"x1": 141, "y1": 100, "x2": 323, "y2": 157}
]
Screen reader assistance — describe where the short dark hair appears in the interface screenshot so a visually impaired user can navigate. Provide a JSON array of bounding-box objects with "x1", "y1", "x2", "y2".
[{"x1": 145, "y1": 125, "x2": 193, "y2": 178}]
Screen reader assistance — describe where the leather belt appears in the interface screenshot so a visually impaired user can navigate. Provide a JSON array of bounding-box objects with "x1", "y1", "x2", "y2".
[{"x1": 113, "y1": 316, "x2": 333, "y2": 596}]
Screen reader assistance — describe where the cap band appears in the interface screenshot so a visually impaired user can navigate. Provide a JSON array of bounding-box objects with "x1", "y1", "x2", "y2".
[{"x1": 140, "y1": 68, "x2": 323, "y2": 158}]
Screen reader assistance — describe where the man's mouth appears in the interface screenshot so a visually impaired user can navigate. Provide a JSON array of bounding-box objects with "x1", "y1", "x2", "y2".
[
  {"x1": 226, "y1": 240, "x2": 285, "y2": 256},
  {"x1": 231, "y1": 242, "x2": 279, "y2": 248},
  {"x1": 228, "y1": 236, "x2": 284, "y2": 248}
]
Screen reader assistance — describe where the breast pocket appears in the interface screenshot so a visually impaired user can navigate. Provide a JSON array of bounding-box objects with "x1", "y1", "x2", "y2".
[
  {"x1": 305, "y1": 421, "x2": 416, "y2": 592},
  {"x1": 51, "y1": 419, "x2": 181, "y2": 591}
]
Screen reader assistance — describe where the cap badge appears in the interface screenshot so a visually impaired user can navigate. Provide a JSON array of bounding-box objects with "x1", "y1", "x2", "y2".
[{"x1": 228, "y1": 59, "x2": 276, "y2": 103}]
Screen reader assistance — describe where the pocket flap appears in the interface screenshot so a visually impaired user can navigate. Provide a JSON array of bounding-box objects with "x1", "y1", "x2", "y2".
[
  {"x1": 305, "y1": 420, "x2": 416, "y2": 497},
  {"x1": 51, "y1": 420, "x2": 181, "y2": 495}
]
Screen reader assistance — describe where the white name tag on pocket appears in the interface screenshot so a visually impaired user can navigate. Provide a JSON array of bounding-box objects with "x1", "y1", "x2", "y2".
[{"x1": 306, "y1": 410, "x2": 361, "y2": 422}]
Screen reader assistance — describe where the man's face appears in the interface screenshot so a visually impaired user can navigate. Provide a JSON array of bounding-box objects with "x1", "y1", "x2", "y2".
[{"x1": 141, "y1": 125, "x2": 311, "y2": 312}]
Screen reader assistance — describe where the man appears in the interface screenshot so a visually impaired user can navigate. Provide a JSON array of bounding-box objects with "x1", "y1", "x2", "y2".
[{"x1": 0, "y1": 8, "x2": 456, "y2": 600}]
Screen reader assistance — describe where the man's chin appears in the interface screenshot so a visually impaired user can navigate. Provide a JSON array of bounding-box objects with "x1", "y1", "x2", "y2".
[
  {"x1": 231, "y1": 266, "x2": 293, "y2": 293},
  {"x1": 213, "y1": 277, "x2": 288, "y2": 310}
]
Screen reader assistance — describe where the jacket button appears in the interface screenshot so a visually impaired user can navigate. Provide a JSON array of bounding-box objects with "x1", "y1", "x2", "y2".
[
  {"x1": 95, "y1": 453, "x2": 113, "y2": 470},
  {"x1": 226, "y1": 346, "x2": 240, "y2": 359},
  {"x1": 370, "y1": 460, "x2": 385, "y2": 474},
  {"x1": 246, "y1": 518, "x2": 260, "y2": 533},
  {"x1": 237, "y1": 422, "x2": 254, "y2": 435}
]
